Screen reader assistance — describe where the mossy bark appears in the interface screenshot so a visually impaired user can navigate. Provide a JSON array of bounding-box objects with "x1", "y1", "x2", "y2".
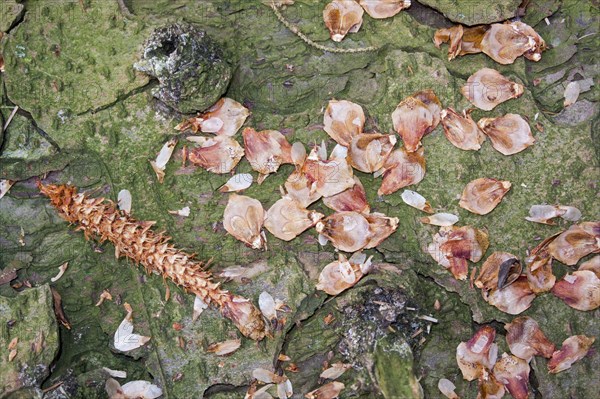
[
  {"x1": 0, "y1": 0, "x2": 598, "y2": 398},
  {"x1": 0, "y1": 285, "x2": 59, "y2": 397}
]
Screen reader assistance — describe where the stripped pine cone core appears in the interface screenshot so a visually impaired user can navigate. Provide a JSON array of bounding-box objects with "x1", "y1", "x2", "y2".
[{"x1": 38, "y1": 183, "x2": 266, "y2": 340}]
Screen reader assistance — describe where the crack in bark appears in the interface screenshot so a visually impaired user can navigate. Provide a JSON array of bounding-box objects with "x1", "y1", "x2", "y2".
[
  {"x1": 75, "y1": 80, "x2": 156, "y2": 117},
  {"x1": 275, "y1": 255, "x2": 330, "y2": 370},
  {"x1": 529, "y1": 363, "x2": 543, "y2": 399},
  {"x1": 116, "y1": 0, "x2": 135, "y2": 19},
  {"x1": 0, "y1": 83, "x2": 62, "y2": 153},
  {"x1": 15, "y1": 106, "x2": 62, "y2": 152},
  {"x1": 4, "y1": 2, "x2": 26, "y2": 35}
]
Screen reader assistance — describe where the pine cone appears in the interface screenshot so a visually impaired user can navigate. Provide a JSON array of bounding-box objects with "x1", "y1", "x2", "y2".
[{"x1": 38, "y1": 182, "x2": 266, "y2": 340}]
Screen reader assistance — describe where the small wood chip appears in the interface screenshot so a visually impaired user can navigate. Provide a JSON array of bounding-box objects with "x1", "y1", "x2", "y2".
[
  {"x1": 182, "y1": 145, "x2": 188, "y2": 168},
  {"x1": 278, "y1": 353, "x2": 292, "y2": 362},
  {"x1": 18, "y1": 227, "x2": 25, "y2": 246},
  {"x1": 285, "y1": 363, "x2": 299, "y2": 372},
  {"x1": 411, "y1": 328, "x2": 424, "y2": 338},
  {"x1": 42, "y1": 381, "x2": 64, "y2": 393},
  {"x1": 50, "y1": 262, "x2": 68, "y2": 282},
  {"x1": 535, "y1": 122, "x2": 544, "y2": 132},
  {"x1": 3, "y1": 106, "x2": 19, "y2": 131},
  {"x1": 95, "y1": 290, "x2": 113, "y2": 306},
  {"x1": 51, "y1": 287, "x2": 71, "y2": 329},
  {"x1": 8, "y1": 337, "x2": 18, "y2": 350},
  {"x1": 324, "y1": 313, "x2": 335, "y2": 325},
  {"x1": 206, "y1": 339, "x2": 242, "y2": 356},
  {"x1": 32, "y1": 331, "x2": 44, "y2": 354},
  {"x1": 418, "y1": 315, "x2": 438, "y2": 323},
  {"x1": 470, "y1": 267, "x2": 477, "y2": 289}
]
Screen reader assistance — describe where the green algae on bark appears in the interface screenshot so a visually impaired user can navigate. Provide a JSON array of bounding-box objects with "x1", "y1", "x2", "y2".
[
  {"x1": 0, "y1": 0, "x2": 598, "y2": 397},
  {"x1": 0, "y1": 112, "x2": 57, "y2": 161},
  {"x1": 374, "y1": 334, "x2": 423, "y2": 399},
  {"x1": 0, "y1": 0, "x2": 24, "y2": 32},
  {"x1": 0, "y1": 284, "x2": 59, "y2": 398},
  {"x1": 417, "y1": 0, "x2": 521, "y2": 26},
  {"x1": 0, "y1": 107, "x2": 69, "y2": 182},
  {"x1": 2, "y1": 0, "x2": 150, "y2": 127},
  {"x1": 526, "y1": 0, "x2": 599, "y2": 119},
  {"x1": 0, "y1": 151, "x2": 74, "y2": 182}
]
